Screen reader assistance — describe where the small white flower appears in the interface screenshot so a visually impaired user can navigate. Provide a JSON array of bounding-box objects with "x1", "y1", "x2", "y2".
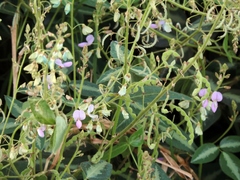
[
  {"x1": 118, "y1": 84, "x2": 127, "y2": 96},
  {"x1": 87, "y1": 104, "x2": 98, "y2": 120},
  {"x1": 19, "y1": 143, "x2": 28, "y2": 155},
  {"x1": 121, "y1": 108, "x2": 129, "y2": 119},
  {"x1": 96, "y1": 121, "x2": 102, "y2": 134},
  {"x1": 9, "y1": 147, "x2": 17, "y2": 160},
  {"x1": 195, "y1": 122, "x2": 203, "y2": 135}
]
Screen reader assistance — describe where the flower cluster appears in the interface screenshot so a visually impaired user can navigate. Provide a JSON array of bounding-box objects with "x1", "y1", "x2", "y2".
[
  {"x1": 198, "y1": 88, "x2": 223, "y2": 113},
  {"x1": 72, "y1": 104, "x2": 98, "y2": 129}
]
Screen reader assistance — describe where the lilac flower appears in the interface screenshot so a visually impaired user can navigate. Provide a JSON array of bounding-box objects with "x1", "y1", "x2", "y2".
[
  {"x1": 78, "y1": 34, "x2": 94, "y2": 47},
  {"x1": 87, "y1": 104, "x2": 98, "y2": 119},
  {"x1": 55, "y1": 59, "x2": 72, "y2": 68},
  {"x1": 198, "y1": 88, "x2": 223, "y2": 113},
  {"x1": 150, "y1": 20, "x2": 172, "y2": 32},
  {"x1": 73, "y1": 110, "x2": 86, "y2": 129},
  {"x1": 150, "y1": 20, "x2": 165, "y2": 29},
  {"x1": 37, "y1": 125, "x2": 46, "y2": 138},
  {"x1": 198, "y1": 88, "x2": 207, "y2": 97},
  {"x1": 210, "y1": 91, "x2": 223, "y2": 113}
]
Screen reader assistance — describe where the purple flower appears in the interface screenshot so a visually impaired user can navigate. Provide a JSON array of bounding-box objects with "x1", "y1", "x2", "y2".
[
  {"x1": 150, "y1": 20, "x2": 172, "y2": 32},
  {"x1": 198, "y1": 88, "x2": 223, "y2": 113},
  {"x1": 198, "y1": 88, "x2": 207, "y2": 97},
  {"x1": 210, "y1": 91, "x2": 223, "y2": 113},
  {"x1": 55, "y1": 59, "x2": 72, "y2": 68},
  {"x1": 37, "y1": 125, "x2": 46, "y2": 138},
  {"x1": 73, "y1": 110, "x2": 86, "y2": 129},
  {"x1": 78, "y1": 34, "x2": 94, "y2": 47}
]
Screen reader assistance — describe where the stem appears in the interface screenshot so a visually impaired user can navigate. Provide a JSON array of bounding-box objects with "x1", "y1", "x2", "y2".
[{"x1": 70, "y1": 0, "x2": 76, "y2": 99}]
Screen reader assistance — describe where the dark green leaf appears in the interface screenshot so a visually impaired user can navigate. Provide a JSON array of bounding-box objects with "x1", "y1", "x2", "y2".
[
  {"x1": 0, "y1": 117, "x2": 18, "y2": 134},
  {"x1": 102, "y1": 142, "x2": 128, "y2": 160},
  {"x1": 70, "y1": 80, "x2": 101, "y2": 97},
  {"x1": 36, "y1": 135, "x2": 46, "y2": 151},
  {"x1": 219, "y1": 151, "x2": 240, "y2": 180},
  {"x1": 130, "y1": 66, "x2": 158, "y2": 79},
  {"x1": 35, "y1": 175, "x2": 48, "y2": 180},
  {"x1": 191, "y1": 143, "x2": 219, "y2": 164},
  {"x1": 82, "y1": 0, "x2": 110, "y2": 8},
  {"x1": 131, "y1": 86, "x2": 192, "y2": 105},
  {"x1": 220, "y1": 136, "x2": 240, "y2": 153},
  {"x1": 128, "y1": 127, "x2": 144, "y2": 147},
  {"x1": 96, "y1": 67, "x2": 122, "y2": 84},
  {"x1": 110, "y1": 41, "x2": 128, "y2": 64},
  {"x1": 30, "y1": 99, "x2": 55, "y2": 125},
  {"x1": 152, "y1": 163, "x2": 171, "y2": 180},
  {"x1": 80, "y1": 160, "x2": 112, "y2": 180},
  {"x1": 4, "y1": 95, "x2": 22, "y2": 118}
]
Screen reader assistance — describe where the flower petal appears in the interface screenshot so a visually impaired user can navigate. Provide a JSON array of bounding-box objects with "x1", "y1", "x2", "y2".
[
  {"x1": 211, "y1": 91, "x2": 223, "y2": 102},
  {"x1": 199, "y1": 88, "x2": 207, "y2": 97},
  {"x1": 76, "y1": 120, "x2": 82, "y2": 129},
  {"x1": 202, "y1": 99, "x2": 209, "y2": 108},
  {"x1": 37, "y1": 127, "x2": 45, "y2": 137},
  {"x1": 163, "y1": 23, "x2": 172, "y2": 32},
  {"x1": 211, "y1": 101, "x2": 218, "y2": 113},
  {"x1": 73, "y1": 110, "x2": 86, "y2": 121},
  {"x1": 159, "y1": 20, "x2": 165, "y2": 25},
  {"x1": 88, "y1": 104, "x2": 95, "y2": 113},
  {"x1": 78, "y1": 42, "x2": 88, "y2": 47},
  {"x1": 150, "y1": 23, "x2": 158, "y2": 29},
  {"x1": 55, "y1": 59, "x2": 64, "y2": 67},
  {"x1": 63, "y1": 61, "x2": 72, "y2": 67},
  {"x1": 86, "y1": 34, "x2": 94, "y2": 45}
]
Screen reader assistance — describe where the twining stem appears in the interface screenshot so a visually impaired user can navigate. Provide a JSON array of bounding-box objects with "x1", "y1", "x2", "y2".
[{"x1": 102, "y1": 2, "x2": 225, "y2": 153}]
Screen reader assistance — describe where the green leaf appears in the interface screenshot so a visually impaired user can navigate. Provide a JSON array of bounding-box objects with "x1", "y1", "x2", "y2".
[
  {"x1": 131, "y1": 86, "x2": 192, "y2": 105},
  {"x1": 0, "y1": 118, "x2": 18, "y2": 134},
  {"x1": 30, "y1": 99, "x2": 55, "y2": 125},
  {"x1": 128, "y1": 127, "x2": 144, "y2": 147},
  {"x1": 152, "y1": 163, "x2": 170, "y2": 180},
  {"x1": 110, "y1": 41, "x2": 128, "y2": 64},
  {"x1": 102, "y1": 142, "x2": 128, "y2": 160},
  {"x1": 220, "y1": 136, "x2": 240, "y2": 153},
  {"x1": 191, "y1": 143, "x2": 220, "y2": 164},
  {"x1": 80, "y1": 160, "x2": 112, "y2": 180},
  {"x1": 219, "y1": 151, "x2": 240, "y2": 180},
  {"x1": 4, "y1": 95, "x2": 22, "y2": 118},
  {"x1": 51, "y1": 115, "x2": 67, "y2": 153},
  {"x1": 82, "y1": 0, "x2": 110, "y2": 8},
  {"x1": 130, "y1": 66, "x2": 158, "y2": 79},
  {"x1": 96, "y1": 67, "x2": 122, "y2": 84},
  {"x1": 34, "y1": 174, "x2": 48, "y2": 180},
  {"x1": 36, "y1": 135, "x2": 46, "y2": 151},
  {"x1": 70, "y1": 80, "x2": 101, "y2": 97}
]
